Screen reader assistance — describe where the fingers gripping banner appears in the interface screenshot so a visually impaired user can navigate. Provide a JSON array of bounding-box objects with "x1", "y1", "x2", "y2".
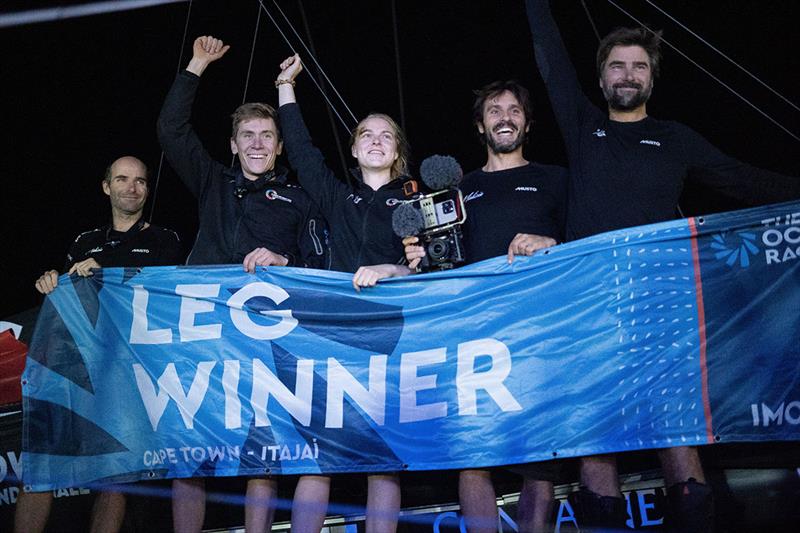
[{"x1": 21, "y1": 202, "x2": 800, "y2": 490}]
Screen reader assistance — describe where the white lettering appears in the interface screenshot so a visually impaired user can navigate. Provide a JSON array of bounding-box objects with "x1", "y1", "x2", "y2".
[
  {"x1": 785, "y1": 226, "x2": 800, "y2": 244},
  {"x1": 176, "y1": 284, "x2": 222, "y2": 341},
  {"x1": 763, "y1": 228, "x2": 782, "y2": 246},
  {"x1": 765, "y1": 249, "x2": 780, "y2": 264},
  {"x1": 227, "y1": 282, "x2": 298, "y2": 340},
  {"x1": 133, "y1": 362, "x2": 215, "y2": 430},
  {"x1": 456, "y1": 338, "x2": 522, "y2": 415},
  {"x1": 326, "y1": 355, "x2": 387, "y2": 428},
  {"x1": 399, "y1": 348, "x2": 447, "y2": 423},
  {"x1": 130, "y1": 285, "x2": 172, "y2": 344},
  {"x1": 251, "y1": 358, "x2": 314, "y2": 427},
  {"x1": 223, "y1": 360, "x2": 241, "y2": 429},
  {"x1": 786, "y1": 401, "x2": 800, "y2": 425},
  {"x1": 762, "y1": 402, "x2": 784, "y2": 426},
  {"x1": 0, "y1": 452, "x2": 22, "y2": 483}
]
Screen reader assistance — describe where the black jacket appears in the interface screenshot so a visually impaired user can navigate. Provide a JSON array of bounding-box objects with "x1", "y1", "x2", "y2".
[
  {"x1": 279, "y1": 103, "x2": 415, "y2": 273},
  {"x1": 157, "y1": 71, "x2": 327, "y2": 267},
  {"x1": 65, "y1": 220, "x2": 183, "y2": 270}
]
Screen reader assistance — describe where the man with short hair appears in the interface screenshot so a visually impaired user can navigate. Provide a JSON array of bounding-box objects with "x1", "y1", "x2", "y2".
[
  {"x1": 407, "y1": 79, "x2": 567, "y2": 533},
  {"x1": 157, "y1": 35, "x2": 327, "y2": 533},
  {"x1": 16, "y1": 155, "x2": 182, "y2": 533},
  {"x1": 526, "y1": 0, "x2": 800, "y2": 530}
]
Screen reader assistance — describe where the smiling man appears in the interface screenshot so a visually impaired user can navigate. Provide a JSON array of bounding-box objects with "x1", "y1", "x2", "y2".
[
  {"x1": 526, "y1": 0, "x2": 800, "y2": 531},
  {"x1": 157, "y1": 35, "x2": 327, "y2": 533},
  {"x1": 404, "y1": 80, "x2": 567, "y2": 533},
  {"x1": 18, "y1": 155, "x2": 182, "y2": 533},
  {"x1": 157, "y1": 35, "x2": 326, "y2": 272},
  {"x1": 32, "y1": 156, "x2": 182, "y2": 294}
]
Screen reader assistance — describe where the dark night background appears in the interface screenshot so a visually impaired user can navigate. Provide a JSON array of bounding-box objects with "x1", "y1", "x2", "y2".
[{"x1": 2, "y1": 0, "x2": 799, "y2": 318}]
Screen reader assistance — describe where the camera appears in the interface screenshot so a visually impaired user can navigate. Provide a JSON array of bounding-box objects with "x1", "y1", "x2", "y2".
[{"x1": 392, "y1": 156, "x2": 467, "y2": 272}]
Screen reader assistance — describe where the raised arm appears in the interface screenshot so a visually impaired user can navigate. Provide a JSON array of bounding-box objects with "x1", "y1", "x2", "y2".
[
  {"x1": 526, "y1": 0, "x2": 596, "y2": 146},
  {"x1": 276, "y1": 53, "x2": 301, "y2": 106},
  {"x1": 156, "y1": 36, "x2": 229, "y2": 198},
  {"x1": 275, "y1": 54, "x2": 349, "y2": 217},
  {"x1": 185, "y1": 35, "x2": 230, "y2": 77}
]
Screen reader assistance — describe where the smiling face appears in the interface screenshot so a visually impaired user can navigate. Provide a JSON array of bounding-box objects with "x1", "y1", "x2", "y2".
[
  {"x1": 230, "y1": 117, "x2": 283, "y2": 180},
  {"x1": 350, "y1": 116, "x2": 400, "y2": 175},
  {"x1": 102, "y1": 156, "x2": 148, "y2": 217},
  {"x1": 477, "y1": 90, "x2": 530, "y2": 155},
  {"x1": 599, "y1": 45, "x2": 654, "y2": 112}
]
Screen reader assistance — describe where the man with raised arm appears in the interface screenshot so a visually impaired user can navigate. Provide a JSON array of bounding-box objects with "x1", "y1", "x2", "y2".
[
  {"x1": 157, "y1": 36, "x2": 327, "y2": 533},
  {"x1": 406, "y1": 80, "x2": 567, "y2": 533},
  {"x1": 526, "y1": 0, "x2": 800, "y2": 530},
  {"x1": 17, "y1": 155, "x2": 182, "y2": 533}
]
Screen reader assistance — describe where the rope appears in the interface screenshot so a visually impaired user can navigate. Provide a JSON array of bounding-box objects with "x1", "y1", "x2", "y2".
[
  {"x1": 258, "y1": 0, "x2": 358, "y2": 133},
  {"x1": 391, "y1": 0, "x2": 407, "y2": 132},
  {"x1": 643, "y1": 0, "x2": 800, "y2": 113},
  {"x1": 580, "y1": 0, "x2": 602, "y2": 42},
  {"x1": 296, "y1": 0, "x2": 350, "y2": 180},
  {"x1": 241, "y1": 3, "x2": 264, "y2": 105},
  {"x1": 149, "y1": 0, "x2": 195, "y2": 222},
  {"x1": 603, "y1": 0, "x2": 800, "y2": 143}
]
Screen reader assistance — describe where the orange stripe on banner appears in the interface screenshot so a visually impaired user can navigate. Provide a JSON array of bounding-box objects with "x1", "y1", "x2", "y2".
[{"x1": 688, "y1": 218, "x2": 714, "y2": 443}]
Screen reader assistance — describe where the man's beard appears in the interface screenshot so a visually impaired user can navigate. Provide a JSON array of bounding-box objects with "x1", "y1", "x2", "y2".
[
  {"x1": 485, "y1": 121, "x2": 527, "y2": 154},
  {"x1": 603, "y1": 81, "x2": 652, "y2": 111}
]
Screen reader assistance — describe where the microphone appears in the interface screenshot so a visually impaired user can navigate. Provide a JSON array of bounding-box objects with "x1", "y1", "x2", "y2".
[
  {"x1": 419, "y1": 155, "x2": 463, "y2": 191},
  {"x1": 391, "y1": 202, "x2": 425, "y2": 237}
]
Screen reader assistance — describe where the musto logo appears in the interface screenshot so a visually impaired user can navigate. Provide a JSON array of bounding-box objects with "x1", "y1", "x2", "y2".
[{"x1": 710, "y1": 231, "x2": 759, "y2": 268}]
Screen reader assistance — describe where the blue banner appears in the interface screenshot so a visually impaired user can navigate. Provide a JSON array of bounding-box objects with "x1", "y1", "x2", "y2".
[{"x1": 22, "y1": 202, "x2": 800, "y2": 490}]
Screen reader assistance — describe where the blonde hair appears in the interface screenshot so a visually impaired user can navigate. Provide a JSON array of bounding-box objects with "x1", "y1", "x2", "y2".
[{"x1": 349, "y1": 113, "x2": 410, "y2": 179}]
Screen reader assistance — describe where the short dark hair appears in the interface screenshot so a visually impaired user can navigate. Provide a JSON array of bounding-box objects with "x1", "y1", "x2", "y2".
[
  {"x1": 231, "y1": 102, "x2": 282, "y2": 140},
  {"x1": 597, "y1": 27, "x2": 663, "y2": 79},
  {"x1": 472, "y1": 80, "x2": 532, "y2": 135}
]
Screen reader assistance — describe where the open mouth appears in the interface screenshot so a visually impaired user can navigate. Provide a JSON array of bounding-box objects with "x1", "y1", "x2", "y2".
[{"x1": 493, "y1": 122, "x2": 518, "y2": 135}]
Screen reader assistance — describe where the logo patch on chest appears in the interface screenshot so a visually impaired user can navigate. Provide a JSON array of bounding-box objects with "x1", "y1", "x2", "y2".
[
  {"x1": 265, "y1": 189, "x2": 293, "y2": 203},
  {"x1": 464, "y1": 191, "x2": 484, "y2": 202},
  {"x1": 639, "y1": 139, "x2": 662, "y2": 147}
]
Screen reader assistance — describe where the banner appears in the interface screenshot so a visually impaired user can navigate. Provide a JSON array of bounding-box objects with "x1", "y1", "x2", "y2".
[{"x1": 21, "y1": 201, "x2": 800, "y2": 490}]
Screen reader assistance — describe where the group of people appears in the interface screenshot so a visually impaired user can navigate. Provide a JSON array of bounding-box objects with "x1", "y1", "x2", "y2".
[{"x1": 18, "y1": 0, "x2": 799, "y2": 532}]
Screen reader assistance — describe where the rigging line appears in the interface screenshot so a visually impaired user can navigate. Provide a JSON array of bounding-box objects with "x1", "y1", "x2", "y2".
[
  {"x1": 229, "y1": 2, "x2": 264, "y2": 168},
  {"x1": 603, "y1": 0, "x2": 800, "y2": 143},
  {"x1": 391, "y1": 0, "x2": 407, "y2": 133},
  {"x1": 296, "y1": 0, "x2": 350, "y2": 181},
  {"x1": 265, "y1": 0, "x2": 359, "y2": 127},
  {"x1": 580, "y1": 0, "x2": 602, "y2": 42},
  {"x1": 643, "y1": 0, "x2": 800, "y2": 114},
  {"x1": 0, "y1": 0, "x2": 187, "y2": 28},
  {"x1": 241, "y1": 4, "x2": 264, "y2": 105},
  {"x1": 255, "y1": 0, "x2": 355, "y2": 134},
  {"x1": 150, "y1": 0, "x2": 195, "y2": 223}
]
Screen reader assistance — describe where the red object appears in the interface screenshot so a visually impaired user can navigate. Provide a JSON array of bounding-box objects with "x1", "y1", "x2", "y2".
[{"x1": 0, "y1": 329, "x2": 27, "y2": 405}]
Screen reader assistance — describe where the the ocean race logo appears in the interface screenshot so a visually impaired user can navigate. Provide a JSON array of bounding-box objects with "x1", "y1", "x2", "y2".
[
  {"x1": 760, "y1": 211, "x2": 800, "y2": 265},
  {"x1": 710, "y1": 231, "x2": 759, "y2": 268},
  {"x1": 710, "y1": 210, "x2": 800, "y2": 268}
]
